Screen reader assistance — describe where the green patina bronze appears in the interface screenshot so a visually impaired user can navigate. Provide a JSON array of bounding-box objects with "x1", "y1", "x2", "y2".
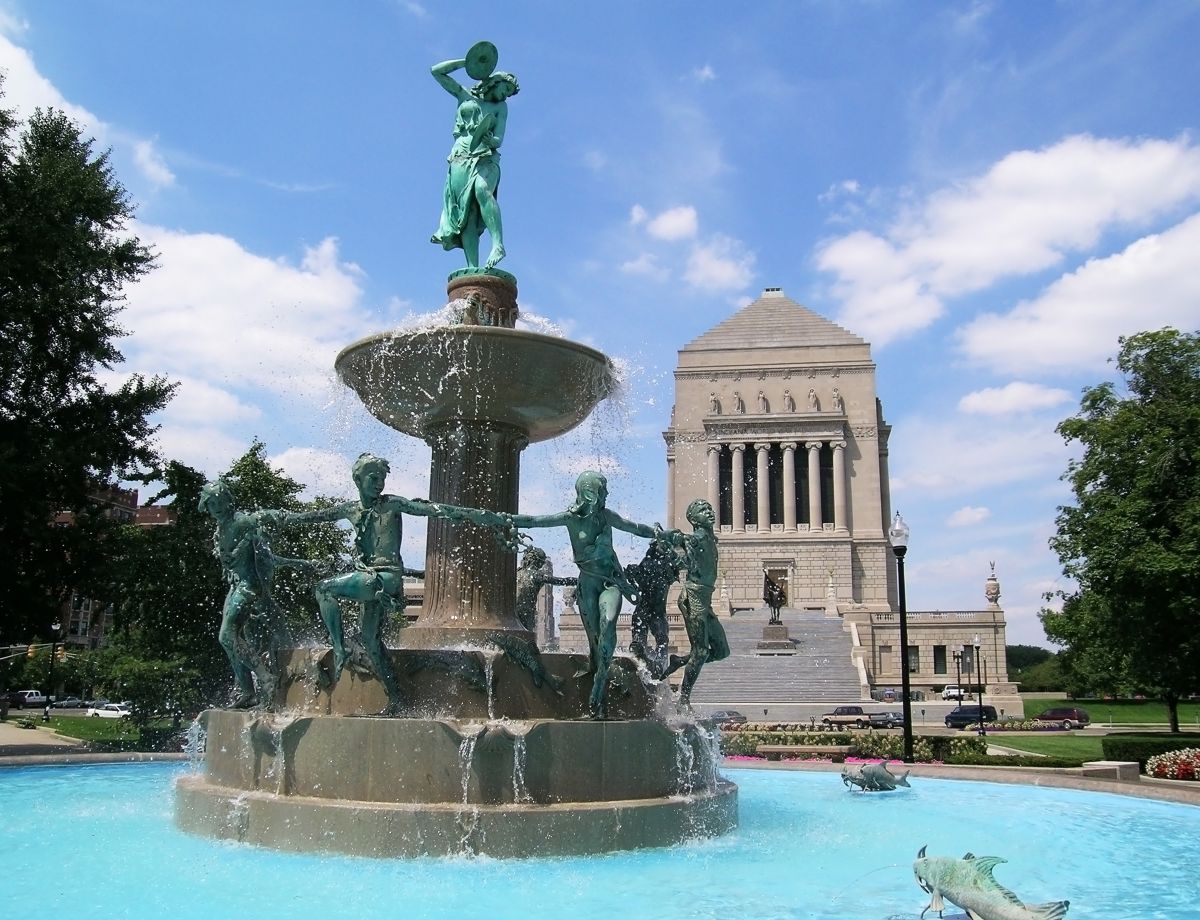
[
  {"x1": 664, "y1": 499, "x2": 730, "y2": 707},
  {"x1": 913, "y1": 847, "x2": 1070, "y2": 920},
  {"x1": 278, "y1": 452, "x2": 505, "y2": 711},
  {"x1": 626, "y1": 540, "x2": 686, "y2": 679},
  {"x1": 198, "y1": 479, "x2": 312, "y2": 709},
  {"x1": 431, "y1": 41, "x2": 519, "y2": 273},
  {"x1": 505, "y1": 472, "x2": 665, "y2": 718}
]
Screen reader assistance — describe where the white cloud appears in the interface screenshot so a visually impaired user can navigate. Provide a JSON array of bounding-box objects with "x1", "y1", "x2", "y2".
[
  {"x1": 619, "y1": 252, "x2": 668, "y2": 280},
  {"x1": 959, "y1": 211, "x2": 1200, "y2": 373},
  {"x1": 124, "y1": 225, "x2": 368, "y2": 404},
  {"x1": 133, "y1": 139, "x2": 175, "y2": 188},
  {"x1": 684, "y1": 235, "x2": 755, "y2": 291},
  {"x1": 628, "y1": 204, "x2": 648, "y2": 226},
  {"x1": 947, "y1": 505, "x2": 990, "y2": 527},
  {"x1": 817, "y1": 135, "x2": 1200, "y2": 347},
  {"x1": 401, "y1": 2, "x2": 428, "y2": 18},
  {"x1": 645, "y1": 205, "x2": 698, "y2": 241},
  {"x1": 270, "y1": 447, "x2": 356, "y2": 500},
  {"x1": 0, "y1": 2, "x2": 29, "y2": 37},
  {"x1": 583, "y1": 150, "x2": 608, "y2": 172},
  {"x1": 692, "y1": 64, "x2": 716, "y2": 82},
  {"x1": 160, "y1": 376, "x2": 261, "y2": 425},
  {"x1": 958, "y1": 382, "x2": 1072, "y2": 415},
  {"x1": 0, "y1": 33, "x2": 178, "y2": 190}
]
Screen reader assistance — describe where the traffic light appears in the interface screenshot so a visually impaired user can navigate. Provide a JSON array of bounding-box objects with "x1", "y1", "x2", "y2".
[
  {"x1": 26, "y1": 644, "x2": 35, "y2": 658},
  {"x1": 55, "y1": 646, "x2": 66, "y2": 662}
]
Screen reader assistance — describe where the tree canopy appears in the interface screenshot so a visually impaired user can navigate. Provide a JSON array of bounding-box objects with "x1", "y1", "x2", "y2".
[
  {"x1": 1041, "y1": 328, "x2": 1200, "y2": 730},
  {"x1": 0, "y1": 87, "x2": 174, "y2": 643}
]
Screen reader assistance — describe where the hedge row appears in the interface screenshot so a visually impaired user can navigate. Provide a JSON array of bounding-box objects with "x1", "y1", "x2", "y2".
[
  {"x1": 720, "y1": 727, "x2": 987, "y2": 762},
  {"x1": 1100, "y1": 733, "x2": 1200, "y2": 768}
]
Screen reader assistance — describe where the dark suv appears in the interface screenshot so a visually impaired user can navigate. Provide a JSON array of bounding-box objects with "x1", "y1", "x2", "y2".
[
  {"x1": 944, "y1": 705, "x2": 998, "y2": 729},
  {"x1": 1033, "y1": 707, "x2": 1090, "y2": 729}
]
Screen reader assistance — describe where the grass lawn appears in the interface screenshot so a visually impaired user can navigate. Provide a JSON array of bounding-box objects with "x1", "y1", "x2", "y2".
[
  {"x1": 1023, "y1": 697, "x2": 1200, "y2": 726},
  {"x1": 988, "y1": 733, "x2": 1107, "y2": 760},
  {"x1": 48, "y1": 715, "x2": 141, "y2": 743}
]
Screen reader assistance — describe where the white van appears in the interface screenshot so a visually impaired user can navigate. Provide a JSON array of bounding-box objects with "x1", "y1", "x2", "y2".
[{"x1": 941, "y1": 685, "x2": 965, "y2": 700}]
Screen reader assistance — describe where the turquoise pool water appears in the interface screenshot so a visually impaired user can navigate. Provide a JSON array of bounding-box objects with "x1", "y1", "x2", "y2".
[{"x1": 2, "y1": 763, "x2": 1197, "y2": 919}]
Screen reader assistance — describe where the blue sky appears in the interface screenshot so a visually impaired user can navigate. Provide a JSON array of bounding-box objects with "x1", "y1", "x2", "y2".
[{"x1": 3, "y1": 1, "x2": 1199, "y2": 646}]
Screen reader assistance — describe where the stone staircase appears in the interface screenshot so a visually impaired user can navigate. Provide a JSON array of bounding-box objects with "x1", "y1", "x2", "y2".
[{"x1": 687, "y1": 608, "x2": 865, "y2": 704}]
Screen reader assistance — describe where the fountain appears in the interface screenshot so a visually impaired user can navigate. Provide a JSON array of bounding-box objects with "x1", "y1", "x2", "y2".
[{"x1": 174, "y1": 42, "x2": 737, "y2": 858}]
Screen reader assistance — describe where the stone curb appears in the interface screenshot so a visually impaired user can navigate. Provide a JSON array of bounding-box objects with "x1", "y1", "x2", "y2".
[{"x1": 0, "y1": 752, "x2": 189, "y2": 768}]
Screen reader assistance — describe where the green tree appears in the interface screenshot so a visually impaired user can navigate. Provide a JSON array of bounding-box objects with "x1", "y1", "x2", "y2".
[
  {"x1": 0, "y1": 87, "x2": 174, "y2": 644},
  {"x1": 1005, "y1": 644, "x2": 1054, "y2": 675},
  {"x1": 1041, "y1": 328, "x2": 1200, "y2": 731}
]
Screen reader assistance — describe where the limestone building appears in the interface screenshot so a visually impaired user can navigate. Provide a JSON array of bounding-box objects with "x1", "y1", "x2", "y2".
[{"x1": 658, "y1": 288, "x2": 1015, "y2": 707}]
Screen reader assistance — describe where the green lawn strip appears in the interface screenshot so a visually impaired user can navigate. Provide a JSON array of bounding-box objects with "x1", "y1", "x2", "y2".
[
  {"x1": 47, "y1": 715, "x2": 141, "y2": 743},
  {"x1": 1022, "y1": 698, "x2": 1200, "y2": 725},
  {"x1": 986, "y1": 733, "x2": 1106, "y2": 761}
]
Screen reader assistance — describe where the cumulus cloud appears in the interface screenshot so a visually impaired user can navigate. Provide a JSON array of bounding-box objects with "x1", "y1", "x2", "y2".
[
  {"x1": 0, "y1": 33, "x2": 176, "y2": 191},
  {"x1": 619, "y1": 253, "x2": 668, "y2": 280},
  {"x1": 646, "y1": 205, "x2": 699, "y2": 241},
  {"x1": 270, "y1": 447, "x2": 356, "y2": 500},
  {"x1": 947, "y1": 505, "x2": 990, "y2": 527},
  {"x1": 958, "y1": 382, "x2": 1072, "y2": 415},
  {"x1": 817, "y1": 135, "x2": 1200, "y2": 347},
  {"x1": 628, "y1": 204, "x2": 648, "y2": 226},
  {"x1": 684, "y1": 234, "x2": 755, "y2": 291},
  {"x1": 0, "y1": 2, "x2": 29, "y2": 37},
  {"x1": 692, "y1": 64, "x2": 716, "y2": 82},
  {"x1": 959, "y1": 212, "x2": 1200, "y2": 373},
  {"x1": 159, "y1": 376, "x2": 261, "y2": 425}
]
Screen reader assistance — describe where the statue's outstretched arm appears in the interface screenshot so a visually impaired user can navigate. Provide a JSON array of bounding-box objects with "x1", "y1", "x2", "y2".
[
  {"x1": 508, "y1": 510, "x2": 573, "y2": 529},
  {"x1": 267, "y1": 503, "x2": 351, "y2": 527},
  {"x1": 605, "y1": 509, "x2": 660, "y2": 540},
  {"x1": 431, "y1": 59, "x2": 470, "y2": 101}
]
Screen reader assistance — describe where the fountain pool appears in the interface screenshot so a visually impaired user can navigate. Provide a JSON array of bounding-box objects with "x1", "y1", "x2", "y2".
[{"x1": 5, "y1": 762, "x2": 1197, "y2": 919}]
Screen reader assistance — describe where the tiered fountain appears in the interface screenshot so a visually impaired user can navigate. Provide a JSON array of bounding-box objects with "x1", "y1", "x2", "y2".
[{"x1": 174, "y1": 42, "x2": 737, "y2": 859}]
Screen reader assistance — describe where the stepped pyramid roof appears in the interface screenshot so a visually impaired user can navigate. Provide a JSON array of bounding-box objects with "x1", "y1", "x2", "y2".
[{"x1": 683, "y1": 288, "x2": 865, "y2": 352}]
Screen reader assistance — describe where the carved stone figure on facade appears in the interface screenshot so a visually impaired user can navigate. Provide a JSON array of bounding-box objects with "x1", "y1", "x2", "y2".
[
  {"x1": 757, "y1": 390, "x2": 769, "y2": 413},
  {"x1": 732, "y1": 391, "x2": 745, "y2": 414},
  {"x1": 831, "y1": 387, "x2": 844, "y2": 412},
  {"x1": 985, "y1": 561, "x2": 1002, "y2": 606},
  {"x1": 625, "y1": 540, "x2": 685, "y2": 678},
  {"x1": 280, "y1": 453, "x2": 502, "y2": 711},
  {"x1": 199, "y1": 479, "x2": 313, "y2": 709},
  {"x1": 808, "y1": 387, "x2": 819, "y2": 411},
  {"x1": 664, "y1": 499, "x2": 730, "y2": 707},
  {"x1": 782, "y1": 389, "x2": 795, "y2": 412},
  {"x1": 504, "y1": 471, "x2": 666, "y2": 718},
  {"x1": 430, "y1": 42, "x2": 520, "y2": 272},
  {"x1": 514, "y1": 545, "x2": 576, "y2": 633},
  {"x1": 709, "y1": 392, "x2": 720, "y2": 415}
]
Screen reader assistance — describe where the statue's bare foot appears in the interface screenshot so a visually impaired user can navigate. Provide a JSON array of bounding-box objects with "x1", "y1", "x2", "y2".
[
  {"x1": 230, "y1": 692, "x2": 255, "y2": 710},
  {"x1": 484, "y1": 243, "x2": 505, "y2": 269},
  {"x1": 329, "y1": 645, "x2": 348, "y2": 683}
]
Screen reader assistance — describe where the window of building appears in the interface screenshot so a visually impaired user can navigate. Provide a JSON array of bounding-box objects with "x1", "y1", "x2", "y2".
[
  {"x1": 906, "y1": 645, "x2": 919, "y2": 674},
  {"x1": 933, "y1": 645, "x2": 947, "y2": 674}
]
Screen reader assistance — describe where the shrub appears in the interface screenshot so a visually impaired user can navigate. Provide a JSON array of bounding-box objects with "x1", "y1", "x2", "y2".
[
  {"x1": 1145, "y1": 748, "x2": 1200, "y2": 781},
  {"x1": 1101, "y1": 733, "x2": 1200, "y2": 769},
  {"x1": 944, "y1": 753, "x2": 1086, "y2": 768},
  {"x1": 719, "y1": 725, "x2": 986, "y2": 763}
]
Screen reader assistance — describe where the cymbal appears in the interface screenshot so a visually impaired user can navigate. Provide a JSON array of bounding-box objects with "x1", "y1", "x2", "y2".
[{"x1": 465, "y1": 41, "x2": 498, "y2": 81}]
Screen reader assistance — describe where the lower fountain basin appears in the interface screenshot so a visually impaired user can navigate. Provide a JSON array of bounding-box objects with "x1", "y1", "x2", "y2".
[
  {"x1": 335, "y1": 326, "x2": 615, "y2": 443},
  {"x1": 177, "y1": 709, "x2": 737, "y2": 858}
]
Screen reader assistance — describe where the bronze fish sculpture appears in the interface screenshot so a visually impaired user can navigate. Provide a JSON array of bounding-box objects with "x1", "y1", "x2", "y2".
[
  {"x1": 913, "y1": 846, "x2": 1069, "y2": 920},
  {"x1": 841, "y1": 761, "x2": 910, "y2": 791}
]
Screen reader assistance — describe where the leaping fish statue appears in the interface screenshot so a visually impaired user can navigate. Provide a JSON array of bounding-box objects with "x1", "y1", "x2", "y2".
[
  {"x1": 842, "y1": 761, "x2": 910, "y2": 791},
  {"x1": 913, "y1": 847, "x2": 1069, "y2": 920}
]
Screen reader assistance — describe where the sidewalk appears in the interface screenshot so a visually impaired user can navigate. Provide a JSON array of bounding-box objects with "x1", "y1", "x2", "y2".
[{"x1": 0, "y1": 718, "x2": 84, "y2": 757}]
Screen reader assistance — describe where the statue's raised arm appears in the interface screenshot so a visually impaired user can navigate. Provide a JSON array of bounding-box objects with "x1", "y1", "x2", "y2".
[{"x1": 430, "y1": 41, "x2": 520, "y2": 273}]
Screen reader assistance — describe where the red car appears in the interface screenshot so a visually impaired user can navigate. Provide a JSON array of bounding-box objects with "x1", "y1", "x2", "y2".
[{"x1": 1034, "y1": 707, "x2": 1090, "y2": 729}]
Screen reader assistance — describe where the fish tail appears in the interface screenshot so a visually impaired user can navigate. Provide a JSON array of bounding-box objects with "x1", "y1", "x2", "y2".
[
  {"x1": 1029, "y1": 901, "x2": 1070, "y2": 920},
  {"x1": 898, "y1": 771, "x2": 910, "y2": 786}
]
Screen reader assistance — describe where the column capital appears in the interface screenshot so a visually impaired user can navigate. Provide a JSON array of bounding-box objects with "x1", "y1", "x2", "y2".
[
  {"x1": 753, "y1": 442, "x2": 772, "y2": 452},
  {"x1": 805, "y1": 440, "x2": 824, "y2": 452},
  {"x1": 780, "y1": 441, "x2": 798, "y2": 451},
  {"x1": 730, "y1": 442, "x2": 747, "y2": 453},
  {"x1": 830, "y1": 439, "x2": 847, "y2": 450},
  {"x1": 706, "y1": 443, "x2": 723, "y2": 455}
]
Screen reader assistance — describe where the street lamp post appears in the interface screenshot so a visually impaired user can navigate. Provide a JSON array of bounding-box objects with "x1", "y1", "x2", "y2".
[
  {"x1": 953, "y1": 650, "x2": 962, "y2": 697},
  {"x1": 888, "y1": 512, "x2": 914, "y2": 764},
  {"x1": 973, "y1": 633, "x2": 986, "y2": 738},
  {"x1": 44, "y1": 622, "x2": 60, "y2": 721}
]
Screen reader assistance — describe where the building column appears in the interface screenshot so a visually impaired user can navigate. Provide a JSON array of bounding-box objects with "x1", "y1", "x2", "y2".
[
  {"x1": 781, "y1": 441, "x2": 797, "y2": 531},
  {"x1": 805, "y1": 440, "x2": 823, "y2": 529},
  {"x1": 832, "y1": 439, "x2": 848, "y2": 533},
  {"x1": 666, "y1": 455, "x2": 676, "y2": 530},
  {"x1": 730, "y1": 443, "x2": 746, "y2": 532},
  {"x1": 754, "y1": 442, "x2": 771, "y2": 530},
  {"x1": 706, "y1": 444, "x2": 721, "y2": 528}
]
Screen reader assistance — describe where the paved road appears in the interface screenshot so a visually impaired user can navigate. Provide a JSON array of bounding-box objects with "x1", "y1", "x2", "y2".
[{"x1": 0, "y1": 717, "x2": 85, "y2": 757}]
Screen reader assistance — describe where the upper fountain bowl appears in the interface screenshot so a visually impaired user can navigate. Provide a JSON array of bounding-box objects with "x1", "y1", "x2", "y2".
[{"x1": 336, "y1": 326, "x2": 616, "y2": 443}]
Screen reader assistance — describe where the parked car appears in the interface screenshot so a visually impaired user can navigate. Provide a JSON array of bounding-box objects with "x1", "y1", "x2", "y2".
[
  {"x1": 821, "y1": 706, "x2": 869, "y2": 728},
  {"x1": 8, "y1": 690, "x2": 47, "y2": 709},
  {"x1": 706, "y1": 710, "x2": 748, "y2": 725},
  {"x1": 944, "y1": 705, "x2": 998, "y2": 729},
  {"x1": 87, "y1": 703, "x2": 130, "y2": 719},
  {"x1": 1033, "y1": 707, "x2": 1091, "y2": 730},
  {"x1": 53, "y1": 697, "x2": 84, "y2": 708},
  {"x1": 868, "y1": 711, "x2": 905, "y2": 729},
  {"x1": 941, "y1": 685, "x2": 966, "y2": 700}
]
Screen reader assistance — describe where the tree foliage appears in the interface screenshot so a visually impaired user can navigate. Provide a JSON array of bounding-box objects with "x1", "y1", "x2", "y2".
[
  {"x1": 0, "y1": 87, "x2": 174, "y2": 643},
  {"x1": 1041, "y1": 328, "x2": 1200, "y2": 731},
  {"x1": 1005, "y1": 644, "x2": 1054, "y2": 674}
]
